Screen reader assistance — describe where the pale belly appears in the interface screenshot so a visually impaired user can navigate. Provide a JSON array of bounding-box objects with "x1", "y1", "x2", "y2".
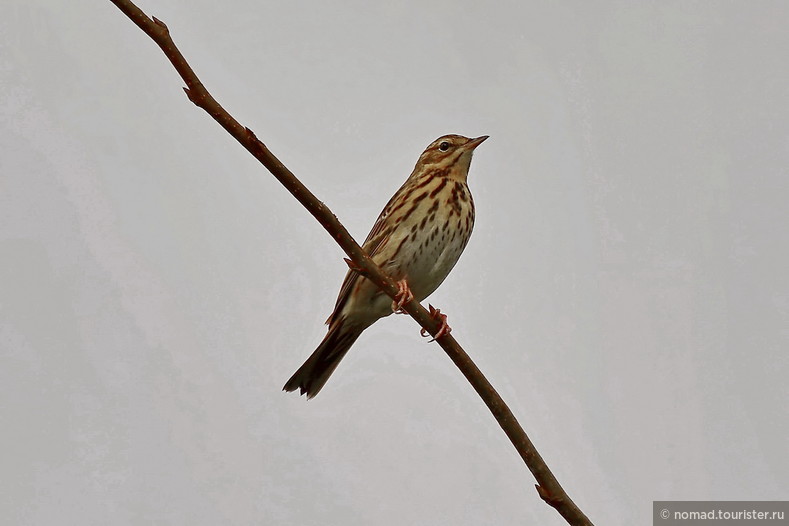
[
  {"x1": 401, "y1": 221, "x2": 469, "y2": 301},
  {"x1": 376, "y1": 208, "x2": 473, "y2": 314},
  {"x1": 345, "y1": 193, "x2": 474, "y2": 324}
]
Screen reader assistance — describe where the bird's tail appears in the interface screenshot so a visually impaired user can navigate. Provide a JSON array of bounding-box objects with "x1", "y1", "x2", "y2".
[{"x1": 283, "y1": 317, "x2": 364, "y2": 399}]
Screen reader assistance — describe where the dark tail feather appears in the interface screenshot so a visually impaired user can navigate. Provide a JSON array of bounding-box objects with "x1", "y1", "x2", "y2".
[{"x1": 283, "y1": 318, "x2": 364, "y2": 399}]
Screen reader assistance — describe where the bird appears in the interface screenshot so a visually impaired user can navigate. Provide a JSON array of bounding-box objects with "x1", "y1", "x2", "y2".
[{"x1": 283, "y1": 134, "x2": 488, "y2": 398}]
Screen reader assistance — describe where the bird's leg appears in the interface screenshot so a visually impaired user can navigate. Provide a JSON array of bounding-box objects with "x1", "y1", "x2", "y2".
[
  {"x1": 420, "y1": 304, "x2": 451, "y2": 342},
  {"x1": 391, "y1": 279, "x2": 414, "y2": 313}
]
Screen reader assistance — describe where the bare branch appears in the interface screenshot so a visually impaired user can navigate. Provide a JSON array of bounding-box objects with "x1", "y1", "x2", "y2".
[{"x1": 107, "y1": 2, "x2": 594, "y2": 524}]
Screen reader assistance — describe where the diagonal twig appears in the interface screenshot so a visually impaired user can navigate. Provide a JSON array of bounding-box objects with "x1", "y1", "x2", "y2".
[{"x1": 107, "y1": 2, "x2": 594, "y2": 524}]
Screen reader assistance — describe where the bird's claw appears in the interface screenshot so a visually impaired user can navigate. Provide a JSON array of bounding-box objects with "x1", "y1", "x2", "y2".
[
  {"x1": 391, "y1": 279, "x2": 414, "y2": 313},
  {"x1": 420, "y1": 304, "x2": 451, "y2": 342}
]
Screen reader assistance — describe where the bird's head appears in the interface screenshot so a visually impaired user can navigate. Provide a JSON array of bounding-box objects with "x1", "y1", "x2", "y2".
[{"x1": 415, "y1": 134, "x2": 488, "y2": 180}]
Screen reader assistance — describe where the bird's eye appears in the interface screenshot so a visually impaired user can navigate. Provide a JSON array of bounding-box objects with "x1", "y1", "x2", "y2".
[{"x1": 438, "y1": 141, "x2": 450, "y2": 151}]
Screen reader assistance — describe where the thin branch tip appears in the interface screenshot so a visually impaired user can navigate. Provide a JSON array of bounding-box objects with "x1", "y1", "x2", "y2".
[
  {"x1": 183, "y1": 87, "x2": 200, "y2": 105},
  {"x1": 245, "y1": 127, "x2": 267, "y2": 155},
  {"x1": 536, "y1": 484, "x2": 565, "y2": 507},
  {"x1": 151, "y1": 16, "x2": 168, "y2": 31},
  {"x1": 343, "y1": 257, "x2": 368, "y2": 276}
]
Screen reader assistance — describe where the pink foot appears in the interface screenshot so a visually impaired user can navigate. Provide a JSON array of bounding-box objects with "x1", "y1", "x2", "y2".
[
  {"x1": 420, "y1": 304, "x2": 451, "y2": 342},
  {"x1": 391, "y1": 279, "x2": 414, "y2": 313}
]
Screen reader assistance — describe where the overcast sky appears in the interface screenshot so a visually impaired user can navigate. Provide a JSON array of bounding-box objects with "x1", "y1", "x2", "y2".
[{"x1": 2, "y1": 1, "x2": 787, "y2": 524}]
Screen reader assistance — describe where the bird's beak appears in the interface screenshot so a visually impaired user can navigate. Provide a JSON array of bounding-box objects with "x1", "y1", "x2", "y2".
[{"x1": 465, "y1": 135, "x2": 489, "y2": 150}]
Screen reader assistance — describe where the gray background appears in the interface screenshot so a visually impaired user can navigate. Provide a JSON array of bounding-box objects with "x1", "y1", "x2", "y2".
[{"x1": 1, "y1": 1, "x2": 787, "y2": 524}]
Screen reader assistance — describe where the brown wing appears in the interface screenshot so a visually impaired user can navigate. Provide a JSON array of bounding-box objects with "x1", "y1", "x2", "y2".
[{"x1": 324, "y1": 184, "x2": 410, "y2": 325}]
